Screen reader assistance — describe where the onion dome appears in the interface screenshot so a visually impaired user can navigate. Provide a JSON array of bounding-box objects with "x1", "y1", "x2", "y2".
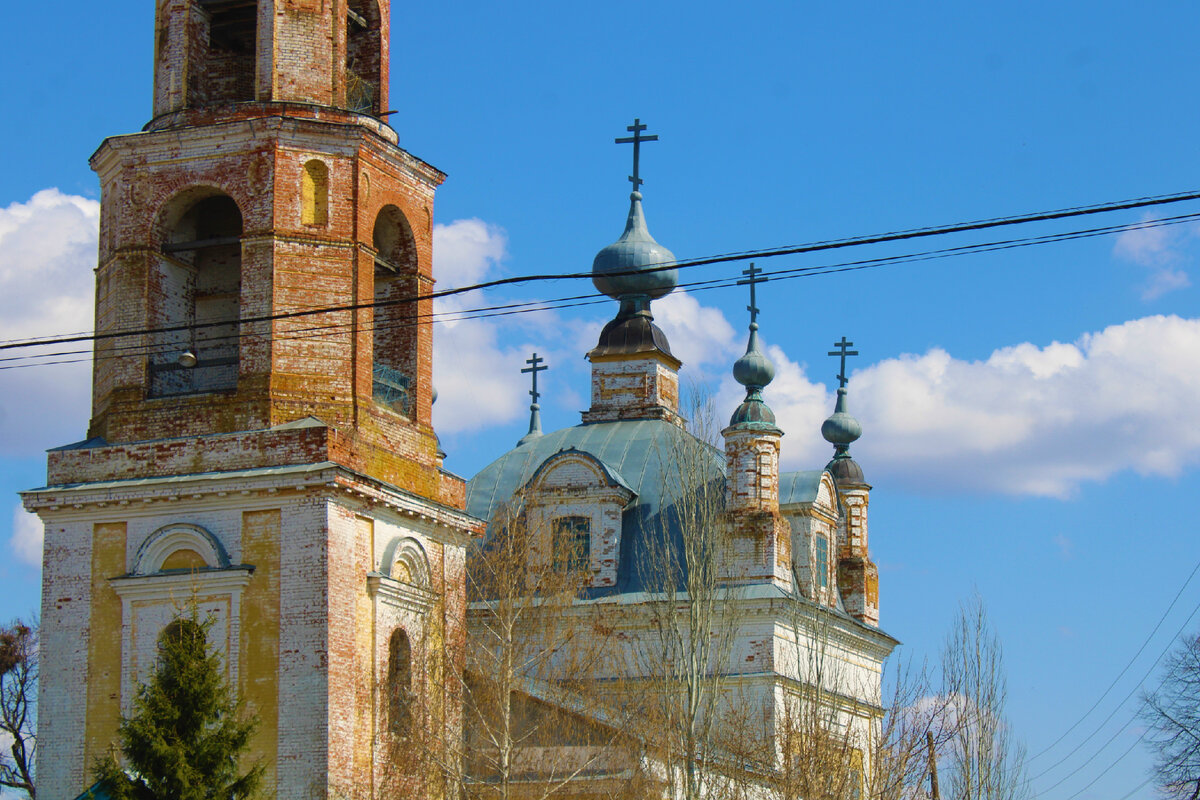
[
  {"x1": 729, "y1": 322, "x2": 778, "y2": 427},
  {"x1": 592, "y1": 191, "x2": 678, "y2": 301},
  {"x1": 822, "y1": 387, "x2": 865, "y2": 482}
]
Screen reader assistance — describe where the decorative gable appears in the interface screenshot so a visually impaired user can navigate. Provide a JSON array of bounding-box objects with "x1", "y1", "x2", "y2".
[{"x1": 522, "y1": 449, "x2": 636, "y2": 588}]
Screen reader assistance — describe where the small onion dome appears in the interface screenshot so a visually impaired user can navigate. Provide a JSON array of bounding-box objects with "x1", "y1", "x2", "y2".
[
  {"x1": 821, "y1": 387, "x2": 862, "y2": 447},
  {"x1": 822, "y1": 387, "x2": 865, "y2": 483},
  {"x1": 732, "y1": 323, "x2": 775, "y2": 390},
  {"x1": 592, "y1": 192, "x2": 678, "y2": 301},
  {"x1": 729, "y1": 323, "x2": 778, "y2": 427}
]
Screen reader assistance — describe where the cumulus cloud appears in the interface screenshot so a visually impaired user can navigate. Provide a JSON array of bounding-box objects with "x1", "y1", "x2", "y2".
[
  {"x1": 9, "y1": 505, "x2": 42, "y2": 569},
  {"x1": 431, "y1": 219, "x2": 588, "y2": 435},
  {"x1": 0, "y1": 189, "x2": 99, "y2": 455},
  {"x1": 849, "y1": 315, "x2": 1200, "y2": 496},
  {"x1": 1113, "y1": 215, "x2": 1196, "y2": 300},
  {"x1": 643, "y1": 290, "x2": 1200, "y2": 497}
]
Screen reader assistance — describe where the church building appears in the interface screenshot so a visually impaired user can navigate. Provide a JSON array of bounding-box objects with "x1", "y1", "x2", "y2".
[
  {"x1": 461, "y1": 125, "x2": 896, "y2": 795},
  {"x1": 23, "y1": 1, "x2": 479, "y2": 797},
  {"x1": 22, "y1": 2, "x2": 896, "y2": 798}
]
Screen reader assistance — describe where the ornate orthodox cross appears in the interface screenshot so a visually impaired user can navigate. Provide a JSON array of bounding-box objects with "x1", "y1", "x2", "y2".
[
  {"x1": 521, "y1": 352, "x2": 548, "y2": 404},
  {"x1": 737, "y1": 263, "x2": 768, "y2": 325},
  {"x1": 828, "y1": 336, "x2": 859, "y2": 388},
  {"x1": 615, "y1": 118, "x2": 659, "y2": 191}
]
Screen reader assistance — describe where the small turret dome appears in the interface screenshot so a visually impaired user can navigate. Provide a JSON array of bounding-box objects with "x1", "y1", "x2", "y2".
[
  {"x1": 732, "y1": 323, "x2": 775, "y2": 390},
  {"x1": 592, "y1": 192, "x2": 678, "y2": 300},
  {"x1": 821, "y1": 388, "x2": 862, "y2": 446}
]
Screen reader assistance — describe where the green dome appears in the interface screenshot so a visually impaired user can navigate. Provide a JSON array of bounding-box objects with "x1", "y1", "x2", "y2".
[{"x1": 592, "y1": 192, "x2": 678, "y2": 300}]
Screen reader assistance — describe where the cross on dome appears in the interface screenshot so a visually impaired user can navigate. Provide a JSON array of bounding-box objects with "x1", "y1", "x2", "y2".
[
  {"x1": 828, "y1": 336, "x2": 859, "y2": 388},
  {"x1": 518, "y1": 352, "x2": 549, "y2": 446},
  {"x1": 615, "y1": 118, "x2": 659, "y2": 192},
  {"x1": 737, "y1": 263, "x2": 768, "y2": 327},
  {"x1": 521, "y1": 352, "x2": 547, "y2": 405}
]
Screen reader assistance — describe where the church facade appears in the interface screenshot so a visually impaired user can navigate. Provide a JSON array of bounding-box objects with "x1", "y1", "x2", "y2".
[
  {"x1": 23, "y1": 1, "x2": 479, "y2": 797},
  {"x1": 462, "y1": 141, "x2": 896, "y2": 795}
]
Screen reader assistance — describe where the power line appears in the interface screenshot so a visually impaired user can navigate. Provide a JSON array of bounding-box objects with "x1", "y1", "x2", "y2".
[
  {"x1": 5, "y1": 209, "x2": 1200, "y2": 373},
  {"x1": 3, "y1": 187, "x2": 1200, "y2": 354}
]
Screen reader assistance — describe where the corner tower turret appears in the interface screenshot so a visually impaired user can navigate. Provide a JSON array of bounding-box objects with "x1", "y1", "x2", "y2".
[
  {"x1": 582, "y1": 119, "x2": 683, "y2": 424},
  {"x1": 721, "y1": 265, "x2": 791, "y2": 587},
  {"x1": 822, "y1": 337, "x2": 879, "y2": 627}
]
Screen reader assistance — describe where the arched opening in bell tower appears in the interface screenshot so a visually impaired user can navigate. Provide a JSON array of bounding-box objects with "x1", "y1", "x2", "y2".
[
  {"x1": 371, "y1": 205, "x2": 417, "y2": 417},
  {"x1": 346, "y1": 0, "x2": 381, "y2": 114},
  {"x1": 151, "y1": 190, "x2": 243, "y2": 397},
  {"x1": 186, "y1": 0, "x2": 258, "y2": 107}
]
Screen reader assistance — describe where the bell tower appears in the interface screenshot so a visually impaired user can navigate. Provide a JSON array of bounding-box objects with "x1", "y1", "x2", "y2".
[{"x1": 25, "y1": 2, "x2": 479, "y2": 797}]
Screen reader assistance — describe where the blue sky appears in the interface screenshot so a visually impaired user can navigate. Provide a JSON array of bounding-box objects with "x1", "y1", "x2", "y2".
[{"x1": 3, "y1": 2, "x2": 1200, "y2": 797}]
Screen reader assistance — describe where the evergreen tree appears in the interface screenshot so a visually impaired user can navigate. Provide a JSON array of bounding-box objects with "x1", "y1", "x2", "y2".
[{"x1": 94, "y1": 611, "x2": 262, "y2": 800}]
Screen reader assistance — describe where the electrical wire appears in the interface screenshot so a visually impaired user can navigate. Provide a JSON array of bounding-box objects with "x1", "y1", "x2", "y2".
[
  {"x1": 3, "y1": 187, "x2": 1200, "y2": 354},
  {"x1": 5, "y1": 210, "x2": 1200, "y2": 373}
]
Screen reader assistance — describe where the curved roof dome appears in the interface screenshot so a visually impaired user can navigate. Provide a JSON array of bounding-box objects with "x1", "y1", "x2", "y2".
[{"x1": 592, "y1": 192, "x2": 678, "y2": 301}]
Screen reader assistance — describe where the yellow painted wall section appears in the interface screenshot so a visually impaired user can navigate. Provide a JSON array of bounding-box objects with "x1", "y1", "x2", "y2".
[
  {"x1": 354, "y1": 515, "x2": 374, "y2": 793},
  {"x1": 241, "y1": 510, "x2": 281, "y2": 791},
  {"x1": 84, "y1": 521, "x2": 127, "y2": 769}
]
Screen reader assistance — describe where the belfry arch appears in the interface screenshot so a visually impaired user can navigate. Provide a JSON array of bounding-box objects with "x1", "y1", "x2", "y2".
[
  {"x1": 151, "y1": 189, "x2": 243, "y2": 397},
  {"x1": 371, "y1": 204, "x2": 418, "y2": 417}
]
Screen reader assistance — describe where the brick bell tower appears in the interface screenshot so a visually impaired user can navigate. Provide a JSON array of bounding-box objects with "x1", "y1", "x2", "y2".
[{"x1": 23, "y1": 2, "x2": 479, "y2": 797}]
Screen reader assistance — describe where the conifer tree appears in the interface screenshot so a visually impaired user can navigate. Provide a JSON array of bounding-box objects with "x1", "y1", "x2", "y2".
[{"x1": 94, "y1": 611, "x2": 262, "y2": 799}]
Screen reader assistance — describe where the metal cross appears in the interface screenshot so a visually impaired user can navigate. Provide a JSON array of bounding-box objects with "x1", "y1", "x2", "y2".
[
  {"x1": 615, "y1": 118, "x2": 659, "y2": 191},
  {"x1": 828, "y1": 337, "x2": 859, "y2": 388},
  {"x1": 736, "y1": 263, "x2": 768, "y2": 325},
  {"x1": 521, "y1": 352, "x2": 548, "y2": 404}
]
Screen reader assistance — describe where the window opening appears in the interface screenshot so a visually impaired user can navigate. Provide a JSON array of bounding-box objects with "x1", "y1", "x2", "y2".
[
  {"x1": 371, "y1": 206, "x2": 417, "y2": 416},
  {"x1": 552, "y1": 516, "x2": 591, "y2": 573},
  {"x1": 815, "y1": 534, "x2": 829, "y2": 590},
  {"x1": 345, "y1": 0, "x2": 380, "y2": 113},
  {"x1": 387, "y1": 628, "x2": 412, "y2": 733},
  {"x1": 152, "y1": 193, "x2": 242, "y2": 397},
  {"x1": 189, "y1": 0, "x2": 257, "y2": 106}
]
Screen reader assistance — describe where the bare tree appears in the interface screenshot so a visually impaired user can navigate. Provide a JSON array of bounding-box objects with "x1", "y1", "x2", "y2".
[
  {"x1": 634, "y1": 395, "x2": 741, "y2": 800},
  {"x1": 1142, "y1": 630, "x2": 1200, "y2": 800},
  {"x1": 939, "y1": 595, "x2": 1030, "y2": 800},
  {"x1": 0, "y1": 618, "x2": 36, "y2": 799},
  {"x1": 457, "y1": 496, "x2": 626, "y2": 800}
]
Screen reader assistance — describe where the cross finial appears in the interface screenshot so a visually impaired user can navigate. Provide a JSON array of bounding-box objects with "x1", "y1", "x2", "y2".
[
  {"x1": 737, "y1": 263, "x2": 768, "y2": 326},
  {"x1": 828, "y1": 337, "x2": 859, "y2": 388},
  {"x1": 615, "y1": 118, "x2": 659, "y2": 191},
  {"x1": 521, "y1": 352, "x2": 548, "y2": 405}
]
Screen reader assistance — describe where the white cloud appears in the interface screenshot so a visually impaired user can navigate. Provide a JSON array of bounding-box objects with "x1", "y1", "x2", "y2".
[
  {"x1": 431, "y1": 219, "x2": 587, "y2": 435},
  {"x1": 0, "y1": 189, "x2": 98, "y2": 455},
  {"x1": 1113, "y1": 215, "x2": 1196, "y2": 300},
  {"x1": 654, "y1": 290, "x2": 739, "y2": 371},
  {"x1": 433, "y1": 218, "x2": 508, "y2": 288},
  {"x1": 645, "y1": 293, "x2": 1200, "y2": 497},
  {"x1": 852, "y1": 315, "x2": 1200, "y2": 496},
  {"x1": 9, "y1": 505, "x2": 42, "y2": 569}
]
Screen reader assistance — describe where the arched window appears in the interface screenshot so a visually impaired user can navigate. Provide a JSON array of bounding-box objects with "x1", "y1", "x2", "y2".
[
  {"x1": 152, "y1": 191, "x2": 243, "y2": 397},
  {"x1": 187, "y1": 0, "x2": 257, "y2": 107},
  {"x1": 371, "y1": 206, "x2": 417, "y2": 416},
  {"x1": 387, "y1": 628, "x2": 412, "y2": 733},
  {"x1": 345, "y1": 0, "x2": 381, "y2": 114},
  {"x1": 301, "y1": 160, "x2": 329, "y2": 226}
]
